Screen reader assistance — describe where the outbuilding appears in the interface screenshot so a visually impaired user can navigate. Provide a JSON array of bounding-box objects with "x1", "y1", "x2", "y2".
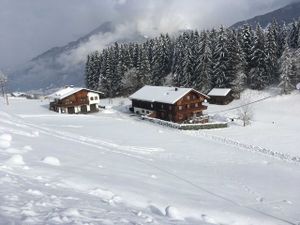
[{"x1": 207, "y1": 88, "x2": 234, "y2": 105}]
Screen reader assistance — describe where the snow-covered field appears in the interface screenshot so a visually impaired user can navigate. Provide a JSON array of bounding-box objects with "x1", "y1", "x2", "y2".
[{"x1": 0, "y1": 91, "x2": 300, "y2": 225}]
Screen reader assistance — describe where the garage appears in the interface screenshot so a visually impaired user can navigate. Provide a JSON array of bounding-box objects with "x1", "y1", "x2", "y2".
[
  {"x1": 90, "y1": 104, "x2": 97, "y2": 112},
  {"x1": 80, "y1": 105, "x2": 88, "y2": 113},
  {"x1": 67, "y1": 106, "x2": 75, "y2": 114}
]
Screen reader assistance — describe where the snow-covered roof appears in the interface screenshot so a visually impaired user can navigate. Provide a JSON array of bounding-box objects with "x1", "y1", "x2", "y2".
[
  {"x1": 129, "y1": 85, "x2": 208, "y2": 104},
  {"x1": 48, "y1": 87, "x2": 103, "y2": 100},
  {"x1": 11, "y1": 92, "x2": 26, "y2": 97},
  {"x1": 207, "y1": 88, "x2": 232, "y2": 97}
]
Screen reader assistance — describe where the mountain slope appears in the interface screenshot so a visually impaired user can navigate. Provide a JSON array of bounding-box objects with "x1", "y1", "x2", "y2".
[
  {"x1": 8, "y1": 22, "x2": 145, "y2": 92},
  {"x1": 231, "y1": 1, "x2": 300, "y2": 28}
]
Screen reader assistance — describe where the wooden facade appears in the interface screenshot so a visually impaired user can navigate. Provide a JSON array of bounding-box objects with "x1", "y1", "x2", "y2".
[
  {"x1": 132, "y1": 90, "x2": 208, "y2": 123},
  {"x1": 49, "y1": 89, "x2": 101, "y2": 114},
  {"x1": 207, "y1": 88, "x2": 234, "y2": 105}
]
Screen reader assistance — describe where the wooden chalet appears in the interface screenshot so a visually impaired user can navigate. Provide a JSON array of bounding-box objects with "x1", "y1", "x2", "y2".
[
  {"x1": 129, "y1": 85, "x2": 209, "y2": 123},
  {"x1": 48, "y1": 87, "x2": 103, "y2": 114},
  {"x1": 207, "y1": 88, "x2": 234, "y2": 105}
]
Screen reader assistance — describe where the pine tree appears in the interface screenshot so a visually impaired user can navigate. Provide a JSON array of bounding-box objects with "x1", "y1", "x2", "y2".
[
  {"x1": 195, "y1": 31, "x2": 213, "y2": 92},
  {"x1": 265, "y1": 25, "x2": 279, "y2": 84},
  {"x1": 278, "y1": 43, "x2": 294, "y2": 94},
  {"x1": 172, "y1": 33, "x2": 187, "y2": 86},
  {"x1": 85, "y1": 55, "x2": 92, "y2": 88},
  {"x1": 227, "y1": 30, "x2": 244, "y2": 88},
  {"x1": 212, "y1": 26, "x2": 229, "y2": 88},
  {"x1": 240, "y1": 24, "x2": 254, "y2": 85},
  {"x1": 250, "y1": 25, "x2": 268, "y2": 90},
  {"x1": 288, "y1": 21, "x2": 300, "y2": 49}
]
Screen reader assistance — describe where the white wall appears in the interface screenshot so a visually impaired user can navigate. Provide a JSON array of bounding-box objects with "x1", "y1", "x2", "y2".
[
  {"x1": 87, "y1": 92, "x2": 100, "y2": 106},
  {"x1": 133, "y1": 107, "x2": 154, "y2": 115}
]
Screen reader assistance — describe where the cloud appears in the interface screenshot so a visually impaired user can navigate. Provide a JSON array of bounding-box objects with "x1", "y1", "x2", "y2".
[{"x1": 0, "y1": 0, "x2": 296, "y2": 68}]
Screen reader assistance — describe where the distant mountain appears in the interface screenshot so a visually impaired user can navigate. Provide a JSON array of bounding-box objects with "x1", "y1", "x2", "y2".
[
  {"x1": 231, "y1": 1, "x2": 300, "y2": 28},
  {"x1": 8, "y1": 21, "x2": 145, "y2": 92}
]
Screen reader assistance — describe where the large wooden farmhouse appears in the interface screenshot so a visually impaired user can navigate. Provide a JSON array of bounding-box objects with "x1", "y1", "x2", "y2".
[
  {"x1": 129, "y1": 86, "x2": 209, "y2": 123},
  {"x1": 49, "y1": 87, "x2": 103, "y2": 114},
  {"x1": 207, "y1": 88, "x2": 234, "y2": 105}
]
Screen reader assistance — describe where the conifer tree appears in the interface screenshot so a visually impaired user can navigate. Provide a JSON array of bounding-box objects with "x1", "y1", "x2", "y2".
[
  {"x1": 240, "y1": 24, "x2": 254, "y2": 85},
  {"x1": 250, "y1": 25, "x2": 268, "y2": 90},
  {"x1": 213, "y1": 26, "x2": 229, "y2": 88}
]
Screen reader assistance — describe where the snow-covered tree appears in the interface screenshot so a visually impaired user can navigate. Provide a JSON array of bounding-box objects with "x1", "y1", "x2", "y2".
[
  {"x1": 237, "y1": 94, "x2": 253, "y2": 127},
  {"x1": 212, "y1": 26, "x2": 230, "y2": 88},
  {"x1": 265, "y1": 24, "x2": 279, "y2": 84},
  {"x1": 240, "y1": 24, "x2": 254, "y2": 84},
  {"x1": 195, "y1": 31, "x2": 213, "y2": 92},
  {"x1": 250, "y1": 25, "x2": 268, "y2": 90},
  {"x1": 0, "y1": 70, "x2": 9, "y2": 105},
  {"x1": 279, "y1": 45, "x2": 295, "y2": 94}
]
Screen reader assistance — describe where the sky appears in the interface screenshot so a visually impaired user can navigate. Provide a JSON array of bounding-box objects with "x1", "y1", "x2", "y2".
[{"x1": 0, "y1": 0, "x2": 296, "y2": 69}]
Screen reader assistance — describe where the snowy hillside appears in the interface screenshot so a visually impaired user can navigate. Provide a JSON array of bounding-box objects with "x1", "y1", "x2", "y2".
[{"x1": 0, "y1": 90, "x2": 300, "y2": 225}]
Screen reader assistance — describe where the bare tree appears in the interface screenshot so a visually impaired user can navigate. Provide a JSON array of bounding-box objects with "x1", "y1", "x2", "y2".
[
  {"x1": 237, "y1": 94, "x2": 253, "y2": 127},
  {"x1": 0, "y1": 71, "x2": 9, "y2": 105}
]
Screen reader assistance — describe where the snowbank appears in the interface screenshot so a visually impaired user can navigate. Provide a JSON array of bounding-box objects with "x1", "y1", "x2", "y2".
[
  {"x1": 41, "y1": 156, "x2": 60, "y2": 166},
  {"x1": 0, "y1": 134, "x2": 12, "y2": 148},
  {"x1": 6, "y1": 154, "x2": 25, "y2": 165}
]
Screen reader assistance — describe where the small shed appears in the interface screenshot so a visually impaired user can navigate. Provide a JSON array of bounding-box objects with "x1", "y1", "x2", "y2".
[{"x1": 207, "y1": 88, "x2": 233, "y2": 105}]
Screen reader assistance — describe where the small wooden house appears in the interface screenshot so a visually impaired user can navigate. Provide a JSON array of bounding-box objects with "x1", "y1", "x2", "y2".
[
  {"x1": 207, "y1": 88, "x2": 233, "y2": 105},
  {"x1": 48, "y1": 87, "x2": 103, "y2": 114},
  {"x1": 129, "y1": 86, "x2": 209, "y2": 123}
]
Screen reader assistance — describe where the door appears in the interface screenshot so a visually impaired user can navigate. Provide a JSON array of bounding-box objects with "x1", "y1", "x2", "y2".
[
  {"x1": 90, "y1": 104, "x2": 97, "y2": 112},
  {"x1": 67, "y1": 106, "x2": 75, "y2": 114},
  {"x1": 81, "y1": 105, "x2": 88, "y2": 113}
]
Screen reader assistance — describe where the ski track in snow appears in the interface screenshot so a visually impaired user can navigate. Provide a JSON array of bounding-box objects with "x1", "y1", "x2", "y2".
[
  {"x1": 0, "y1": 114, "x2": 164, "y2": 162},
  {"x1": 1, "y1": 97, "x2": 300, "y2": 225},
  {"x1": 0, "y1": 129, "x2": 198, "y2": 225},
  {"x1": 0, "y1": 171, "x2": 191, "y2": 225},
  {"x1": 183, "y1": 130, "x2": 300, "y2": 165}
]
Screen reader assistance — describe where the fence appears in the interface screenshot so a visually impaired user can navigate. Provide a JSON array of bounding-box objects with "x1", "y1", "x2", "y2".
[{"x1": 141, "y1": 115, "x2": 227, "y2": 130}]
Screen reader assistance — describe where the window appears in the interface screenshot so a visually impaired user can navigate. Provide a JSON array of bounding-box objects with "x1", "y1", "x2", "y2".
[
  {"x1": 192, "y1": 95, "x2": 196, "y2": 99},
  {"x1": 142, "y1": 110, "x2": 145, "y2": 113},
  {"x1": 151, "y1": 104, "x2": 154, "y2": 108},
  {"x1": 95, "y1": 96, "x2": 98, "y2": 100},
  {"x1": 187, "y1": 96, "x2": 190, "y2": 100},
  {"x1": 161, "y1": 104, "x2": 164, "y2": 109},
  {"x1": 195, "y1": 103, "x2": 199, "y2": 107},
  {"x1": 169, "y1": 106, "x2": 172, "y2": 110},
  {"x1": 187, "y1": 104, "x2": 190, "y2": 109},
  {"x1": 179, "y1": 106, "x2": 183, "y2": 110},
  {"x1": 90, "y1": 97, "x2": 94, "y2": 100},
  {"x1": 146, "y1": 111, "x2": 149, "y2": 114}
]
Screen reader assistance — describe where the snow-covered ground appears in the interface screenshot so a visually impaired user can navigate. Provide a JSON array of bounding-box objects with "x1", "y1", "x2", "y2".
[{"x1": 0, "y1": 91, "x2": 300, "y2": 225}]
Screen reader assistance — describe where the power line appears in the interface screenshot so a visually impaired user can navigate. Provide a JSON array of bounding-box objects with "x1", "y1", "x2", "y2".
[{"x1": 207, "y1": 94, "x2": 277, "y2": 115}]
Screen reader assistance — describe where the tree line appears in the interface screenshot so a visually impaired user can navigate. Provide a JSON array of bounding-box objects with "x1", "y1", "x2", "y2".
[{"x1": 85, "y1": 19, "x2": 300, "y2": 97}]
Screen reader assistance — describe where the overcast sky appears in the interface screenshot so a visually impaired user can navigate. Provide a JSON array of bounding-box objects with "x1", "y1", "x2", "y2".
[{"x1": 0, "y1": 0, "x2": 296, "y2": 69}]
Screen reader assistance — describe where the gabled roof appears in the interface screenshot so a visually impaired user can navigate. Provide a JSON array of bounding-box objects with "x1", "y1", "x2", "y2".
[
  {"x1": 48, "y1": 87, "x2": 104, "y2": 100},
  {"x1": 129, "y1": 85, "x2": 208, "y2": 104},
  {"x1": 207, "y1": 88, "x2": 232, "y2": 97}
]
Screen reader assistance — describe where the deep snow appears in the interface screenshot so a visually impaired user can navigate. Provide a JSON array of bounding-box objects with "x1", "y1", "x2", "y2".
[{"x1": 0, "y1": 91, "x2": 300, "y2": 225}]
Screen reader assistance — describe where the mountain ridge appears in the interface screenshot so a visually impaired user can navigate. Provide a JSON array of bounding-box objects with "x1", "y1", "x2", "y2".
[
  {"x1": 231, "y1": 1, "x2": 300, "y2": 28},
  {"x1": 7, "y1": 21, "x2": 145, "y2": 92}
]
